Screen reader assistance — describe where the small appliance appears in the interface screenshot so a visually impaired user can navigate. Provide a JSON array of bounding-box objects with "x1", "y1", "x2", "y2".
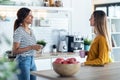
[
  {"x1": 58, "y1": 29, "x2": 68, "y2": 52},
  {"x1": 58, "y1": 40, "x2": 67, "y2": 52},
  {"x1": 66, "y1": 35, "x2": 84, "y2": 52}
]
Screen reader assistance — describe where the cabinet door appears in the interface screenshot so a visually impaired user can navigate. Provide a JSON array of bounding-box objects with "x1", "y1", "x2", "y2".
[{"x1": 35, "y1": 59, "x2": 51, "y2": 70}]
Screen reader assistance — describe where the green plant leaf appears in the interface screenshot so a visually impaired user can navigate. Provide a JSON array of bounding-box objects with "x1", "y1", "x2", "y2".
[
  {"x1": 37, "y1": 40, "x2": 47, "y2": 47},
  {"x1": 84, "y1": 38, "x2": 92, "y2": 45},
  {"x1": 0, "y1": 57, "x2": 19, "y2": 79}
]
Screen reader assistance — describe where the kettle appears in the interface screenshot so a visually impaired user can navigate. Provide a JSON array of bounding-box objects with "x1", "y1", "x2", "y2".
[{"x1": 58, "y1": 40, "x2": 67, "y2": 52}]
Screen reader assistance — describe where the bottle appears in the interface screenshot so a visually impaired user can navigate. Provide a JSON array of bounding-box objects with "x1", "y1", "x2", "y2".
[
  {"x1": 52, "y1": 45, "x2": 57, "y2": 53},
  {"x1": 43, "y1": 0, "x2": 49, "y2": 7},
  {"x1": 49, "y1": 0, "x2": 54, "y2": 6},
  {"x1": 55, "y1": 0, "x2": 63, "y2": 7}
]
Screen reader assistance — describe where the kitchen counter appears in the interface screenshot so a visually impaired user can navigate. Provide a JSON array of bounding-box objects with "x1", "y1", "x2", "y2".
[
  {"x1": 34, "y1": 52, "x2": 80, "y2": 59},
  {"x1": 1, "y1": 52, "x2": 83, "y2": 62},
  {"x1": 31, "y1": 62, "x2": 120, "y2": 80},
  {"x1": 0, "y1": 52, "x2": 80, "y2": 59}
]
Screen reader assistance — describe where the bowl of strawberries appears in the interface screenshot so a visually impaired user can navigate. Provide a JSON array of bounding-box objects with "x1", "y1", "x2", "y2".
[{"x1": 52, "y1": 57, "x2": 80, "y2": 77}]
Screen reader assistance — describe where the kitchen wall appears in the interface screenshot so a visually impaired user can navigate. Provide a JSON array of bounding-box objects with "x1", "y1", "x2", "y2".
[
  {"x1": 33, "y1": 0, "x2": 92, "y2": 53},
  {"x1": 71, "y1": 0, "x2": 92, "y2": 36},
  {"x1": 0, "y1": 18, "x2": 15, "y2": 55},
  {"x1": 0, "y1": 0, "x2": 92, "y2": 55}
]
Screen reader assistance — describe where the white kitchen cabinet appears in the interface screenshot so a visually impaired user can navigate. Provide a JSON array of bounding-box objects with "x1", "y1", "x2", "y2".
[
  {"x1": 35, "y1": 59, "x2": 51, "y2": 70},
  {"x1": 108, "y1": 17, "x2": 120, "y2": 61}
]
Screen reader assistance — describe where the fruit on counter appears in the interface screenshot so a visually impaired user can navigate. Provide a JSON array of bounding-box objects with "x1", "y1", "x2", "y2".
[
  {"x1": 53, "y1": 58, "x2": 65, "y2": 64},
  {"x1": 53, "y1": 58, "x2": 80, "y2": 77},
  {"x1": 53, "y1": 58, "x2": 80, "y2": 64}
]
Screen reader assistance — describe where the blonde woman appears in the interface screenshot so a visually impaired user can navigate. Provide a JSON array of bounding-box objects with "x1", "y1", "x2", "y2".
[{"x1": 84, "y1": 10, "x2": 112, "y2": 66}]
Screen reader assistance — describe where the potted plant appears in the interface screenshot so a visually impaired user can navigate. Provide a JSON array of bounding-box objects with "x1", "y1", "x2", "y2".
[
  {"x1": 37, "y1": 40, "x2": 47, "y2": 54},
  {"x1": 37, "y1": 40, "x2": 47, "y2": 47},
  {"x1": 84, "y1": 38, "x2": 92, "y2": 51}
]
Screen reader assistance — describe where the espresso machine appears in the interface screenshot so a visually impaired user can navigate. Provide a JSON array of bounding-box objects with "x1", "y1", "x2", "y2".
[{"x1": 66, "y1": 35, "x2": 84, "y2": 52}]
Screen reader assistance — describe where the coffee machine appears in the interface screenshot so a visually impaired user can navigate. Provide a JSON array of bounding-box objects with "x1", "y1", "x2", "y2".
[{"x1": 66, "y1": 35, "x2": 84, "y2": 52}]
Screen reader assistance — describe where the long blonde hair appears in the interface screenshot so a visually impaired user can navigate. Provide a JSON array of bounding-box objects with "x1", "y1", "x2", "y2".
[{"x1": 93, "y1": 10, "x2": 112, "y2": 51}]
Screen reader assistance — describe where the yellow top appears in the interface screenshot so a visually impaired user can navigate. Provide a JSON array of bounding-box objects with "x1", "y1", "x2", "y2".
[{"x1": 84, "y1": 35, "x2": 112, "y2": 65}]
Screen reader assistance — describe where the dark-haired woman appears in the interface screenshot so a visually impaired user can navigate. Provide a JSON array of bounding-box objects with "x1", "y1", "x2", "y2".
[
  {"x1": 13, "y1": 7, "x2": 41, "y2": 80},
  {"x1": 83, "y1": 10, "x2": 112, "y2": 66}
]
